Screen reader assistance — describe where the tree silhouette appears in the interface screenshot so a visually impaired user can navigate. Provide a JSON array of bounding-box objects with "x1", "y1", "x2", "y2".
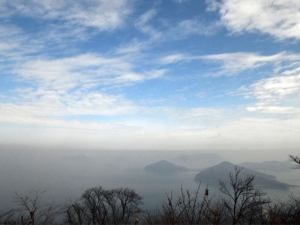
[
  {"x1": 64, "y1": 186, "x2": 143, "y2": 225},
  {"x1": 14, "y1": 188, "x2": 62, "y2": 225},
  {"x1": 142, "y1": 185, "x2": 227, "y2": 224},
  {"x1": 219, "y1": 166, "x2": 270, "y2": 225},
  {"x1": 0, "y1": 188, "x2": 62, "y2": 225}
]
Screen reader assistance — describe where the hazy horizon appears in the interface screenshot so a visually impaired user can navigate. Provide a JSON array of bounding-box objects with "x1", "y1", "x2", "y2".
[
  {"x1": 1, "y1": 148, "x2": 299, "y2": 213},
  {"x1": 0, "y1": 144, "x2": 297, "y2": 164}
]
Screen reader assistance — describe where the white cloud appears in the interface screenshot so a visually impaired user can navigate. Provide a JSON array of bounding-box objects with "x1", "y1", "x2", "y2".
[
  {"x1": 173, "y1": 0, "x2": 188, "y2": 3},
  {"x1": 226, "y1": 53, "x2": 300, "y2": 114},
  {"x1": 161, "y1": 51, "x2": 300, "y2": 116},
  {"x1": 201, "y1": 52, "x2": 295, "y2": 76},
  {"x1": 246, "y1": 105, "x2": 299, "y2": 114},
  {"x1": 137, "y1": 9, "x2": 157, "y2": 27},
  {"x1": 160, "y1": 54, "x2": 191, "y2": 64},
  {"x1": 134, "y1": 9, "x2": 163, "y2": 41},
  {"x1": 161, "y1": 51, "x2": 300, "y2": 76},
  {"x1": 250, "y1": 74, "x2": 300, "y2": 103},
  {"x1": 207, "y1": 0, "x2": 300, "y2": 40},
  {"x1": 0, "y1": 24, "x2": 32, "y2": 60},
  {"x1": 0, "y1": 93, "x2": 137, "y2": 121},
  {"x1": 16, "y1": 53, "x2": 165, "y2": 90},
  {"x1": 0, "y1": 0, "x2": 132, "y2": 31},
  {"x1": 0, "y1": 52, "x2": 167, "y2": 124},
  {"x1": 118, "y1": 17, "x2": 218, "y2": 55},
  {"x1": 0, "y1": 25, "x2": 21, "y2": 50},
  {"x1": 116, "y1": 6, "x2": 214, "y2": 56},
  {"x1": 241, "y1": 73, "x2": 300, "y2": 114},
  {"x1": 178, "y1": 19, "x2": 220, "y2": 36}
]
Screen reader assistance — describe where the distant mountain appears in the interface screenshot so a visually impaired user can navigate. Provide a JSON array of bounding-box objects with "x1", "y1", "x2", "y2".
[
  {"x1": 172, "y1": 153, "x2": 225, "y2": 170},
  {"x1": 239, "y1": 161, "x2": 294, "y2": 174},
  {"x1": 144, "y1": 160, "x2": 188, "y2": 173},
  {"x1": 194, "y1": 161, "x2": 295, "y2": 190}
]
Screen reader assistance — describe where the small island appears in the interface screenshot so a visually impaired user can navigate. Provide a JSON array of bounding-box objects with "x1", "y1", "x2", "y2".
[{"x1": 144, "y1": 160, "x2": 188, "y2": 173}]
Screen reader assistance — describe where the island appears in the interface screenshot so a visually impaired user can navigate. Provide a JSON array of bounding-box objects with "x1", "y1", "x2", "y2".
[{"x1": 144, "y1": 160, "x2": 188, "y2": 173}]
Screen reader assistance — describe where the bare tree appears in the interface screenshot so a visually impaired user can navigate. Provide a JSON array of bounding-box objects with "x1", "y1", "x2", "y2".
[
  {"x1": 64, "y1": 186, "x2": 143, "y2": 225},
  {"x1": 0, "y1": 209, "x2": 17, "y2": 224},
  {"x1": 289, "y1": 155, "x2": 300, "y2": 169},
  {"x1": 111, "y1": 188, "x2": 143, "y2": 224},
  {"x1": 219, "y1": 166, "x2": 270, "y2": 225},
  {"x1": 266, "y1": 194, "x2": 300, "y2": 224},
  {"x1": 81, "y1": 187, "x2": 107, "y2": 225},
  {"x1": 64, "y1": 201, "x2": 86, "y2": 225},
  {"x1": 13, "y1": 188, "x2": 62, "y2": 225},
  {"x1": 142, "y1": 184, "x2": 226, "y2": 225}
]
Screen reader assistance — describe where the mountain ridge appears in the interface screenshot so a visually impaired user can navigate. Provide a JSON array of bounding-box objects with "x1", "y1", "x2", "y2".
[{"x1": 194, "y1": 161, "x2": 296, "y2": 190}]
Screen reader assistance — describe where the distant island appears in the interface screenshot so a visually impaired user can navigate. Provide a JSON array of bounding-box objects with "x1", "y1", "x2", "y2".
[
  {"x1": 195, "y1": 161, "x2": 296, "y2": 190},
  {"x1": 144, "y1": 160, "x2": 188, "y2": 173}
]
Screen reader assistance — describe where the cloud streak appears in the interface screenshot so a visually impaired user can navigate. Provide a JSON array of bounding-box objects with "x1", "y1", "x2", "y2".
[
  {"x1": 0, "y1": 0, "x2": 132, "y2": 31},
  {"x1": 16, "y1": 53, "x2": 165, "y2": 89},
  {"x1": 0, "y1": 53, "x2": 166, "y2": 122},
  {"x1": 161, "y1": 51, "x2": 300, "y2": 76}
]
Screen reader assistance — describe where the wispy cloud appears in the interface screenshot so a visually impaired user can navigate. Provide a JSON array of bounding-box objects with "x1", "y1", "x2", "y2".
[
  {"x1": 16, "y1": 53, "x2": 165, "y2": 89},
  {"x1": 246, "y1": 105, "x2": 299, "y2": 114},
  {"x1": 0, "y1": 0, "x2": 132, "y2": 31},
  {"x1": 172, "y1": 0, "x2": 189, "y2": 3},
  {"x1": 135, "y1": 9, "x2": 160, "y2": 37},
  {"x1": 0, "y1": 0, "x2": 134, "y2": 57},
  {"x1": 160, "y1": 54, "x2": 192, "y2": 64},
  {"x1": 207, "y1": 0, "x2": 300, "y2": 41},
  {"x1": 161, "y1": 51, "x2": 300, "y2": 76},
  {"x1": 241, "y1": 72, "x2": 300, "y2": 115},
  {"x1": 0, "y1": 24, "x2": 36, "y2": 59},
  {"x1": 177, "y1": 19, "x2": 221, "y2": 36},
  {"x1": 0, "y1": 92, "x2": 137, "y2": 119},
  {"x1": 160, "y1": 50, "x2": 300, "y2": 116},
  {"x1": 231, "y1": 54, "x2": 300, "y2": 114},
  {"x1": 0, "y1": 52, "x2": 166, "y2": 125},
  {"x1": 249, "y1": 74, "x2": 300, "y2": 103},
  {"x1": 117, "y1": 16, "x2": 219, "y2": 55},
  {"x1": 201, "y1": 52, "x2": 294, "y2": 76}
]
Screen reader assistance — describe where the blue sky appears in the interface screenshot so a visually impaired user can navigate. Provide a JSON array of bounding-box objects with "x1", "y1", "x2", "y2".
[{"x1": 1, "y1": 0, "x2": 300, "y2": 151}]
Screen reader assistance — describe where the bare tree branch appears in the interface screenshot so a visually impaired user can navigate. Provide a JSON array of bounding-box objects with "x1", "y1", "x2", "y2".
[
  {"x1": 289, "y1": 155, "x2": 300, "y2": 169},
  {"x1": 13, "y1": 188, "x2": 62, "y2": 225},
  {"x1": 219, "y1": 166, "x2": 270, "y2": 225}
]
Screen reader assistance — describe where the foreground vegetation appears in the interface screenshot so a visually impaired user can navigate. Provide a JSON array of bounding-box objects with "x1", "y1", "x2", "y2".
[{"x1": 1, "y1": 165, "x2": 300, "y2": 224}]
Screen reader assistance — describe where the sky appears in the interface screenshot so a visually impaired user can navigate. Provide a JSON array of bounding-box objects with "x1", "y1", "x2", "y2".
[{"x1": 0, "y1": 0, "x2": 300, "y2": 151}]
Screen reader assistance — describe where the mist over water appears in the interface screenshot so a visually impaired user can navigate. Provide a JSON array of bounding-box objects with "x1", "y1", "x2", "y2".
[{"x1": 0, "y1": 148, "x2": 299, "y2": 212}]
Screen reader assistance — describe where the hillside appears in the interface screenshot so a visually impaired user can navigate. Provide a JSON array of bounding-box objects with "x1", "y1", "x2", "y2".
[
  {"x1": 144, "y1": 160, "x2": 188, "y2": 173},
  {"x1": 194, "y1": 161, "x2": 295, "y2": 190}
]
